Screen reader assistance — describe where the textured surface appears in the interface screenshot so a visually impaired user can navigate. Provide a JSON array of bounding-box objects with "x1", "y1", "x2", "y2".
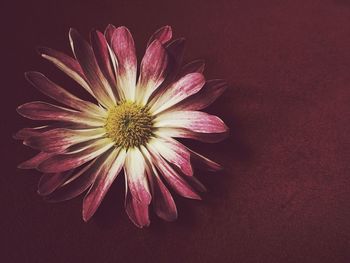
[{"x1": 2, "y1": 0, "x2": 350, "y2": 262}]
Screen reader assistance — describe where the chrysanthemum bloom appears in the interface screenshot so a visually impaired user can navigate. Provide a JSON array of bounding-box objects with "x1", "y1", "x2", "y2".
[{"x1": 15, "y1": 25, "x2": 229, "y2": 227}]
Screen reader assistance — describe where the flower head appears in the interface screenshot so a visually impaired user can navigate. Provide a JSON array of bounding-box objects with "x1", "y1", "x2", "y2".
[{"x1": 15, "y1": 25, "x2": 229, "y2": 227}]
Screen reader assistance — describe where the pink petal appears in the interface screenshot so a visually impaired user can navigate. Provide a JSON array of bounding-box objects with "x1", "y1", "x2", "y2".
[
  {"x1": 149, "y1": 137, "x2": 193, "y2": 176},
  {"x1": 179, "y1": 59, "x2": 205, "y2": 76},
  {"x1": 44, "y1": 158, "x2": 98, "y2": 202},
  {"x1": 111, "y1": 26, "x2": 137, "y2": 100},
  {"x1": 38, "y1": 170, "x2": 74, "y2": 196},
  {"x1": 24, "y1": 128, "x2": 105, "y2": 153},
  {"x1": 150, "y1": 73, "x2": 205, "y2": 115},
  {"x1": 91, "y1": 30, "x2": 117, "y2": 92},
  {"x1": 186, "y1": 176, "x2": 207, "y2": 193},
  {"x1": 147, "y1": 25, "x2": 172, "y2": 46},
  {"x1": 69, "y1": 28, "x2": 116, "y2": 108},
  {"x1": 38, "y1": 138, "x2": 114, "y2": 173},
  {"x1": 141, "y1": 147, "x2": 177, "y2": 221},
  {"x1": 104, "y1": 24, "x2": 116, "y2": 44},
  {"x1": 13, "y1": 126, "x2": 49, "y2": 140},
  {"x1": 25, "y1": 71, "x2": 106, "y2": 116},
  {"x1": 125, "y1": 184, "x2": 150, "y2": 228},
  {"x1": 17, "y1": 102, "x2": 105, "y2": 126},
  {"x1": 147, "y1": 144, "x2": 200, "y2": 200},
  {"x1": 188, "y1": 148, "x2": 223, "y2": 171},
  {"x1": 18, "y1": 152, "x2": 54, "y2": 169},
  {"x1": 37, "y1": 47, "x2": 93, "y2": 95},
  {"x1": 124, "y1": 148, "x2": 151, "y2": 204},
  {"x1": 155, "y1": 110, "x2": 228, "y2": 134},
  {"x1": 82, "y1": 148, "x2": 126, "y2": 221},
  {"x1": 136, "y1": 40, "x2": 168, "y2": 104},
  {"x1": 173, "y1": 79, "x2": 227, "y2": 111}
]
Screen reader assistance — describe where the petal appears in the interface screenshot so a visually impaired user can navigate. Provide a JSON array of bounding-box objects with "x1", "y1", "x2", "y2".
[
  {"x1": 17, "y1": 102, "x2": 105, "y2": 126},
  {"x1": 44, "y1": 157, "x2": 100, "y2": 202},
  {"x1": 147, "y1": 25, "x2": 172, "y2": 47},
  {"x1": 18, "y1": 152, "x2": 54, "y2": 169},
  {"x1": 173, "y1": 80, "x2": 227, "y2": 111},
  {"x1": 125, "y1": 184, "x2": 150, "y2": 228},
  {"x1": 25, "y1": 71, "x2": 106, "y2": 116},
  {"x1": 24, "y1": 128, "x2": 106, "y2": 153},
  {"x1": 147, "y1": 143, "x2": 200, "y2": 200},
  {"x1": 13, "y1": 126, "x2": 49, "y2": 140},
  {"x1": 141, "y1": 146, "x2": 177, "y2": 221},
  {"x1": 187, "y1": 148, "x2": 222, "y2": 172},
  {"x1": 111, "y1": 26, "x2": 137, "y2": 100},
  {"x1": 124, "y1": 148, "x2": 151, "y2": 204},
  {"x1": 69, "y1": 28, "x2": 116, "y2": 108},
  {"x1": 38, "y1": 170, "x2": 74, "y2": 196},
  {"x1": 150, "y1": 73, "x2": 205, "y2": 115},
  {"x1": 91, "y1": 31, "x2": 117, "y2": 92},
  {"x1": 104, "y1": 24, "x2": 116, "y2": 44},
  {"x1": 149, "y1": 137, "x2": 193, "y2": 176},
  {"x1": 82, "y1": 148, "x2": 126, "y2": 221},
  {"x1": 38, "y1": 138, "x2": 114, "y2": 173},
  {"x1": 178, "y1": 59, "x2": 205, "y2": 76},
  {"x1": 37, "y1": 47, "x2": 93, "y2": 95},
  {"x1": 136, "y1": 40, "x2": 168, "y2": 105},
  {"x1": 154, "y1": 110, "x2": 228, "y2": 134}
]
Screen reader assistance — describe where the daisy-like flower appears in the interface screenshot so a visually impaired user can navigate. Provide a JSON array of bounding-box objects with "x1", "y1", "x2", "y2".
[{"x1": 15, "y1": 25, "x2": 229, "y2": 227}]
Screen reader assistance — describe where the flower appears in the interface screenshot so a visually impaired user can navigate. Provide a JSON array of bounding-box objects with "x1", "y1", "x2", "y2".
[{"x1": 15, "y1": 25, "x2": 229, "y2": 227}]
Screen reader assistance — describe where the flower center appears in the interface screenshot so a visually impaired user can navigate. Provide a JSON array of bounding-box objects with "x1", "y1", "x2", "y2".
[{"x1": 105, "y1": 101, "x2": 154, "y2": 148}]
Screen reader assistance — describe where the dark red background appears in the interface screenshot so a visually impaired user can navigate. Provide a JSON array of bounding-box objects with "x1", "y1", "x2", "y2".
[{"x1": 2, "y1": 0, "x2": 350, "y2": 262}]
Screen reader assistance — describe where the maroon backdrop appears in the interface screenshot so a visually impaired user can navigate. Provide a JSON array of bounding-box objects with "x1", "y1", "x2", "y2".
[{"x1": 2, "y1": 0, "x2": 350, "y2": 262}]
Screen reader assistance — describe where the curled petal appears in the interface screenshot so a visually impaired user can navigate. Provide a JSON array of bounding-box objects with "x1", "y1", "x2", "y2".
[
  {"x1": 136, "y1": 40, "x2": 168, "y2": 105},
  {"x1": 125, "y1": 184, "x2": 150, "y2": 228},
  {"x1": 38, "y1": 170, "x2": 74, "y2": 196},
  {"x1": 124, "y1": 148, "x2": 151, "y2": 204},
  {"x1": 17, "y1": 102, "x2": 105, "y2": 127},
  {"x1": 25, "y1": 71, "x2": 106, "y2": 116},
  {"x1": 37, "y1": 47, "x2": 93, "y2": 95},
  {"x1": 83, "y1": 148, "x2": 126, "y2": 221},
  {"x1": 104, "y1": 24, "x2": 116, "y2": 44},
  {"x1": 111, "y1": 26, "x2": 137, "y2": 100},
  {"x1": 147, "y1": 144, "x2": 200, "y2": 200},
  {"x1": 69, "y1": 28, "x2": 116, "y2": 108},
  {"x1": 24, "y1": 128, "x2": 106, "y2": 153},
  {"x1": 150, "y1": 73, "x2": 205, "y2": 115},
  {"x1": 13, "y1": 126, "x2": 49, "y2": 140},
  {"x1": 38, "y1": 138, "x2": 114, "y2": 173},
  {"x1": 18, "y1": 152, "x2": 55, "y2": 169},
  {"x1": 188, "y1": 148, "x2": 222, "y2": 171},
  {"x1": 147, "y1": 25, "x2": 172, "y2": 46},
  {"x1": 179, "y1": 59, "x2": 205, "y2": 76}
]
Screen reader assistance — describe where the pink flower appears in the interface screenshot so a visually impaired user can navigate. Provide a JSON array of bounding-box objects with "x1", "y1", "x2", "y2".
[{"x1": 15, "y1": 25, "x2": 229, "y2": 227}]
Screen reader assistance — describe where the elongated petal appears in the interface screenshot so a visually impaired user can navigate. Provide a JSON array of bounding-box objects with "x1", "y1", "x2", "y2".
[
  {"x1": 25, "y1": 71, "x2": 106, "y2": 116},
  {"x1": 104, "y1": 24, "x2": 116, "y2": 44},
  {"x1": 13, "y1": 126, "x2": 49, "y2": 140},
  {"x1": 141, "y1": 146, "x2": 177, "y2": 221},
  {"x1": 17, "y1": 102, "x2": 105, "y2": 126},
  {"x1": 149, "y1": 137, "x2": 193, "y2": 176},
  {"x1": 179, "y1": 60, "x2": 205, "y2": 76},
  {"x1": 18, "y1": 152, "x2": 54, "y2": 169},
  {"x1": 91, "y1": 31, "x2": 117, "y2": 91},
  {"x1": 37, "y1": 47, "x2": 93, "y2": 95},
  {"x1": 147, "y1": 25, "x2": 172, "y2": 47},
  {"x1": 150, "y1": 73, "x2": 205, "y2": 115},
  {"x1": 24, "y1": 128, "x2": 106, "y2": 153},
  {"x1": 83, "y1": 148, "x2": 126, "y2": 221},
  {"x1": 173, "y1": 80, "x2": 227, "y2": 111},
  {"x1": 111, "y1": 26, "x2": 137, "y2": 100},
  {"x1": 147, "y1": 144, "x2": 200, "y2": 200},
  {"x1": 136, "y1": 40, "x2": 168, "y2": 105},
  {"x1": 124, "y1": 148, "x2": 151, "y2": 204},
  {"x1": 155, "y1": 110, "x2": 228, "y2": 134},
  {"x1": 44, "y1": 158, "x2": 98, "y2": 202},
  {"x1": 188, "y1": 148, "x2": 222, "y2": 171},
  {"x1": 38, "y1": 138, "x2": 114, "y2": 173},
  {"x1": 69, "y1": 28, "x2": 116, "y2": 108},
  {"x1": 125, "y1": 184, "x2": 150, "y2": 228},
  {"x1": 38, "y1": 170, "x2": 74, "y2": 196}
]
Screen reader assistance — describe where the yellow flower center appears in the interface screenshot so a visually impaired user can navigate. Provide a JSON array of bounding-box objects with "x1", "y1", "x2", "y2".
[{"x1": 105, "y1": 101, "x2": 154, "y2": 148}]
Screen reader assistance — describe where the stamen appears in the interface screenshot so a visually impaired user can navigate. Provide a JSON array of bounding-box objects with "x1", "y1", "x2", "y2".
[{"x1": 105, "y1": 101, "x2": 154, "y2": 148}]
